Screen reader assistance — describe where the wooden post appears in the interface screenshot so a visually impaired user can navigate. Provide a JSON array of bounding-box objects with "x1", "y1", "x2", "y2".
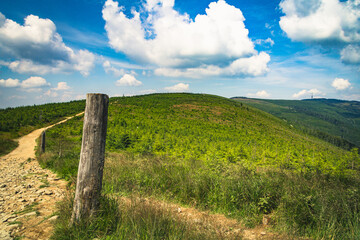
[
  {"x1": 40, "y1": 130, "x2": 46, "y2": 154},
  {"x1": 71, "y1": 93, "x2": 109, "y2": 223}
]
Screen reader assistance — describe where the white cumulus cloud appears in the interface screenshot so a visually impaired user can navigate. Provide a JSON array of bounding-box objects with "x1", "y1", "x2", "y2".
[
  {"x1": 164, "y1": 83, "x2": 189, "y2": 92},
  {"x1": 331, "y1": 78, "x2": 351, "y2": 90},
  {"x1": 102, "y1": 0, "x2": 270, "y2": 78},
  {"x1": 20, "y1": 76, "x2": 50, "y2": 88},
  {"x1": 0, "y1": 12, "x2": 95, "y2": 76},
  {"x1": 247, "y1": 90, "x2": 270, "y2": 98},
  {"x1": 341, "y1": 45, "x2": 360, "y2": 64},
  {"x1": 116, "y1": 74, "x2": 142, "y2": 86},
  {"x1": 155, "y1": 52, "x2": 270, "y2": 78},
  {"x1": 0, "y1": 78, "x2": 20, "y2": 87},
  {"x1": 292, "y1": 88, "x2": 323, "y2": 99},
  {"x1": 52, "y1": 82, "x2": 70, "y2": 91},
  {"x1": 279, "y1": 0, "x2": 360, "y2": 43},
  {"x1": 0, "y1": 76, "x2": 50, "y2": 89}
]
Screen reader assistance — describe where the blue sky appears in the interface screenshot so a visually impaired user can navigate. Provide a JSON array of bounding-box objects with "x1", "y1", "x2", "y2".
[{"x1": 0, "y1": 0, "x2": 359, "y2": 108}]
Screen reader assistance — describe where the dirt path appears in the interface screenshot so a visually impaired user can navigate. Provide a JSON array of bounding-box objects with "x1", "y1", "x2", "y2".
[
  {"x1": 112, "y1": 195, "x2": 288, "y2": 240},
  {"x1": 0, "y1": 113, "x2": 83, "y2": 240}
]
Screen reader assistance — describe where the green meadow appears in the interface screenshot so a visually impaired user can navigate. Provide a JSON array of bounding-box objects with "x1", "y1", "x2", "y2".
[
  {"x1": 1, "y1": 93, "x2": 359, "y2": 239},
  {"x1": 34, "y1": 93, "x2": 360, "y2": 239}
]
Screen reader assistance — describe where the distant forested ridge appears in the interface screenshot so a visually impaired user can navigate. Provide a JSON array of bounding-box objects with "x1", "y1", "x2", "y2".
[{"x1": 232, "y1": 97, "x2": 360, "y2": 150}]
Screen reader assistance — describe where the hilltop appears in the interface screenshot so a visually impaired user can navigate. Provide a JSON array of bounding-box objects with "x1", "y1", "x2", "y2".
[
  {"x1": 1, "y1": 93, "x2": 359, "y2": 239},
  {"x1": 232, "y1": 97, "x2": 360, "y2": 150}
]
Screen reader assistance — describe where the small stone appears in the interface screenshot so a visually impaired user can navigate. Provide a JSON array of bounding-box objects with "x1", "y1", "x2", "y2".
[
  {"x1": 48, "y1": 215, "x2": 58, "y2": 221},
  {"x1": 43, "y1": 190, "x2": 53, "y2": 195},
  {"x1": 7, "y1": 224, "x2": 20, "y2": 232},
  {"x1": 22, "y1": 212, "x2": 37, "y2": 217},
  {"x1": 260, "y1": 232, "x2": 266, "y2": 235},
  {"x1": 2, "y1": 215, "x2": 16, "y2": 223},
  {"x1": 36, "y1": 189, "x2": 45, "y2": 195},
  {"x1": 7, "y1": 217, "x2": 19, "y2": 223}
]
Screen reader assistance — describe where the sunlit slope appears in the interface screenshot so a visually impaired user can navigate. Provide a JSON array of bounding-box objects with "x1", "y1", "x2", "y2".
[
  {"x1": 107, "y1": 93, "x2": 352, "y2": 175},
  {"x1": 232, "y1": 97, "x2": 360, "y2": 149}
]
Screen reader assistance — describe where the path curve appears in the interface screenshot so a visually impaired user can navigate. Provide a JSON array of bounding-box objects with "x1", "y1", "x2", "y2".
[{"x1": 0, "y1": 113, "x2": 83, "y2": 240}]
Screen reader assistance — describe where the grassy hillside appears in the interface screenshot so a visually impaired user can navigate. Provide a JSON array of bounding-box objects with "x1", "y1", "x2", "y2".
[
  {"x1": 0, "y1": 100, "x2": 85, "y2": 156},
  {"x1": 232, "y1": 97, "x2": 360, "y2": 150},
  {"x1": 37, "y1": 93, "x2": 360, "y2": 239}
]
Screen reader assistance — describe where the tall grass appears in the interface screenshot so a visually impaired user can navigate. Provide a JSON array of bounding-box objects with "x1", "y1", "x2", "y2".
[
  {"x1": 41, "y1": 146, "x2": 360, "y2": 239},
  {"x1": 103, "y1": 152, "x2": 360, "y2": 239},
  {"x1": 0, "y1": 136, "x2": 18, "y2": 156},
  {"x1": 52, "y1": 193, "x2": 237, "y2": 240}
]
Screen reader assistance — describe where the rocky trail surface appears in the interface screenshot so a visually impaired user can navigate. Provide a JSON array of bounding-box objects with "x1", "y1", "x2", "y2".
[{"x1": 0, "y1": 114, "x2": 83, "y2": 240}]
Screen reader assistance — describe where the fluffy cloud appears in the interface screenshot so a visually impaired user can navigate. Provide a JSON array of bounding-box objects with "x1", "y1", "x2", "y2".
[
  {"x1": 0, "y1": 76, "x2": 49, "y2": 89},
  {"x1": 116, "y1": 74, "x2": 142, "y2": 86},
  {"x1": 155, "y1": 52, "x2": 270, "y2": 78},
  {"x1": 71, "y1": 50, "x2": 95, "y2": 77},
  {"x1": 0, "y1": 77, "x2": 50, "y2": 91},
  {"x1": 52, "y1": 82, "x2": 70, "y2": 91},
  {"x1": 102, "y1": 0, "x2": 270, "y2": 78},
  {"x1": 164, "y1": 83, "x2": 189, "y2": 92},
  {"x1": 292, "y1": 88, "x2": 323, "y2": 99},
  {"x1": 0, "y1": 78, "x2": 20, "y2": 87},
  {"x1": 341, "y1": 45, "x2": 360, "y2": 64},
  {"x1": 331, "y1": 78, "x2": 351, "y2": 90},
  {"x1": 279, "y1": 0, "x2": 360, "y2": 43},
  {"x1": 20, "y1": 76, "x2": 49, "y2": 88},
  {"x1": 0, "y1": 13, "x2": 95, "y2": 76},
  {"x1": 247, "y1": 90, "x2": 270, "y2": 98}
]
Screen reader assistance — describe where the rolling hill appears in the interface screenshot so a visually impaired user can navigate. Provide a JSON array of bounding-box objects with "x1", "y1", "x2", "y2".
[
  {"x1": 38, "y1": 93, "x2": 359, "y2": 239},
  {"x1": 1, "y1": 93, "x2": 359, "y2": 239},
  {"x1": 232, "y1": 97, "x2": 360, "y2": 150}
]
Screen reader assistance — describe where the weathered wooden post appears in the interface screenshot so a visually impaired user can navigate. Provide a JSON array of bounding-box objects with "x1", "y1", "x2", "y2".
[
  {"x1": 40, "y1": 130, "x2": 46, "y2": 154},
  {"x1": 71, "y1": 93, "x2": 109, "y2": 223}
]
